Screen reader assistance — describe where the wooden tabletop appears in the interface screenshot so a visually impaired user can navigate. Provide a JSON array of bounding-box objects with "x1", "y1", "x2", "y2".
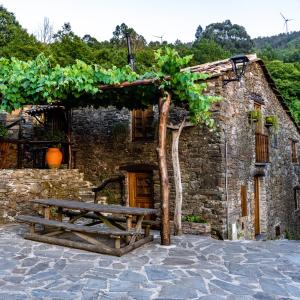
[{"x1": 32, "y1": 199, "x2": 157, "y2": 216}]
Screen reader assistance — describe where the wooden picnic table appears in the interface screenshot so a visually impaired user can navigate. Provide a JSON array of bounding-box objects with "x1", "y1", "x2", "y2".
[{"x1": 16, "y1": 198, "x2": 157, "y2": 256}]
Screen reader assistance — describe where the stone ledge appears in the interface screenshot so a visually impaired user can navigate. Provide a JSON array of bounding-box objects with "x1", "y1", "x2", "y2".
[{"x1": 170, "y1": 221, "x2": 211, "y2": 235}]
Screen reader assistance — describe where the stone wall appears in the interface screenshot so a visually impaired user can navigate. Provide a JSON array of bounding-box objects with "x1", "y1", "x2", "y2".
[
  {"x1": 0, "y1": 169, "x2": 94, "y2": 223},
  {"x1": 217, "y1": 62, "x2": 300, "y2": 239},
  {"x1": 72, "y1": 106, "x2": 226, "y2": 236}
]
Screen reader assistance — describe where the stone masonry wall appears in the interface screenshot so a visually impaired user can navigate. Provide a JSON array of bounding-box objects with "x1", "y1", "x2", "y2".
[
  {"x1": 217, "y1": 62, "x2": 300, "y2": 239},
  {"x1": 72, "y1": 106, "x2": 226, "y2": 236},
  {"x1": 0, "y1": 169, "x2": 94, "y2": 223}
]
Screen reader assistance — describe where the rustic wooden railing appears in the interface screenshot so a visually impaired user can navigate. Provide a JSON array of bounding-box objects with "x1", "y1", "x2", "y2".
[
  {"x1": 92, "y1": 175, "x2": 125, "y2": 205},
  {"x1": 255, "y1": 133, "x2": 269, "y2": 163}
]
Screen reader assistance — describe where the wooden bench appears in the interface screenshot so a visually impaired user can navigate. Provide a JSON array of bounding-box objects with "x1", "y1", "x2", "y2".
[{"x1": 17, "y1": 199, "x2": 157, "y2": 256}]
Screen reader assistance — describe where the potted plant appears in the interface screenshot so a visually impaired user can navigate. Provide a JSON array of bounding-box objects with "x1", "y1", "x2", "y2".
[
  {"x1": 248, "y1": 110, "x2": 262, "y2": 123},
  {"x1": 0, "y1": 123, "x2": 9, "y2": 139},
  {"x1": 265, "y1": 115, "x2": 279, "y2": 133},
  {"x1": 44, "y1": 130, "x2": 66, "y2": 169}
]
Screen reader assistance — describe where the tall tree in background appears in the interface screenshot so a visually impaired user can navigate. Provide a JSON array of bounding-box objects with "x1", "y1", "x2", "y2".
[
  {"x1": 195, "y1": 25, "x2": 203, "y2": 41},
  {"x1": 0, "y1": 5, "x2": 41, "y2": 60},
  {"x1": 36, "y1": 17, "x2": 54, "y2": 44},
  {"x1": 200, "y1": 20, "x2": 253, "y2": 54},
  {"x1": 266, "y1": 60, "x2": 300, "y2": 123},
  {"x1": 110, "y1": 23, "x2": 147, "y2": 51},
  {"x1": 192, "y1": 38, "x2": 231, "y2": 64},
  {"x1": 50, "y1": 23, "x2": 94, "y2": 65}
]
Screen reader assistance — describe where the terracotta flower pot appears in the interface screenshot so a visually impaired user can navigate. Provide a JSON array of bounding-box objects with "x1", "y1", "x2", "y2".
[{"x1": 46, "y1": 147, "x2": 63, "y2": 169}]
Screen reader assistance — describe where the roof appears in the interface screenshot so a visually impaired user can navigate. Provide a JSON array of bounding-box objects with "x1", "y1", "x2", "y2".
[
  {"x1": 181, "y1": 54, "x2": 259, "y2": 77},
  {"x1": 182, "y1": 54, "x2": 299, "y2": 132},
  {"x1": 25, "y1": 105, "x2": 65, "y2": 116}
]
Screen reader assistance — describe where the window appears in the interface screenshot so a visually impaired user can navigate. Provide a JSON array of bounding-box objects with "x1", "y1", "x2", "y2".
[
  {"x1": 255, "y1": 133, "x2": 269, "y2": 163},
  {"x1": 271, "y1": 134, "x2": 278, "y2": 149},
  {"x1": 294, "y1": 187, "x2": 300, "y2": 210},
  {"x1": 291, "y1": 140, "x2": 298, "y2": 163},
  {"x1": 132, "y1": 108, "x2": 154, "y2": 141},
  {"x1": 241, "y1": 185, "x2": 248, "y2": 217}
]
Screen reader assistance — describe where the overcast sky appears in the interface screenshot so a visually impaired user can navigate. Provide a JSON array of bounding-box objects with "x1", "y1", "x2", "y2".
[{"x1": 1, "y1": 0, "x2": 300, "y2": 43}]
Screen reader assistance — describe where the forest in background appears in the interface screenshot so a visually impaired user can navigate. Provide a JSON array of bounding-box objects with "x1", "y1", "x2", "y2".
[{"x1": 0, "y1": 6, "x2": 299, "y2": 123}]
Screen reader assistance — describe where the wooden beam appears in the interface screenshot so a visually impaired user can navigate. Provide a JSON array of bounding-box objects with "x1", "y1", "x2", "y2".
[
  {"x1": 24, "y1": 233, "x2": 123, "y2": 256},
  {"x1": 99, "y1": 79, "x2": 157, "y2": 90},
  {"x1": 119, "y1": 235, "x2": 153, "y2": 255}
]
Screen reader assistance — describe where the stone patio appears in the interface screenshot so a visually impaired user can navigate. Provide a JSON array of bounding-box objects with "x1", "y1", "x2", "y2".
[{"x1": 1, "y1": 224, "x2": 300, "y2": 300}]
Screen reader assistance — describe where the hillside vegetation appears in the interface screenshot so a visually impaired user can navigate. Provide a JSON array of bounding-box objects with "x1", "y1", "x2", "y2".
[{"x1": 0, "y1": 5, "x2": 299, "y2": 123}]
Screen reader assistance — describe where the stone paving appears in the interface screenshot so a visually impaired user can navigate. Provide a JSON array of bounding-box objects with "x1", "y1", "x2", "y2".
[{"x1": 1, "y1": 224, "x2": 300, "y2": 300}]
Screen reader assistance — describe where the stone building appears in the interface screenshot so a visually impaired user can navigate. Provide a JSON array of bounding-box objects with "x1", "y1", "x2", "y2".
[
  {"x1": 71, "y1": 54, "x2": 300, "y2": 240},
  {"x1": 1, "y1": 54, "x2": 299, "y2": 240}
]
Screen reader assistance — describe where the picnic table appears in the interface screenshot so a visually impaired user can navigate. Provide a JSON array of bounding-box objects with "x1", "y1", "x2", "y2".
[{"x1": 16, "y1": 199, "x2": 157, "y2": 256}]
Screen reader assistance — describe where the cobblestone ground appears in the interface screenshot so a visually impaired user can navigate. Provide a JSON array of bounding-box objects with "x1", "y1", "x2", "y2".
[{"x1": 1, "y1": 224, "x2": 300, "y2": 300}]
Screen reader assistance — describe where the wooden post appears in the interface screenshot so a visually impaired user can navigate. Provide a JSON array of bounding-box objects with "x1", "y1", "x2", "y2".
[
  {"x1": 157, "y1": 91, "x2": 171, "y2": 245},
  {"x1": 67, "y1": 109, "x2": 72, "y2": 169},
  {"x1": 171, "y1": 120, "x2": 185, "y2": 235}
]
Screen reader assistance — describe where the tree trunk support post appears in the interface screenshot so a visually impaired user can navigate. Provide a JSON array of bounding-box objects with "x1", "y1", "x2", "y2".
[
  {"x1": 171, "y1": 119, "x2": 186, "y2": 235},
  {"x1": 157, "y1": 91, "x2": 171, "y2": 246}
]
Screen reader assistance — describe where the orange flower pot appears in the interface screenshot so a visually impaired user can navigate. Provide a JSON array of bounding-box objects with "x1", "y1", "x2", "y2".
[{"x1": 46, "y1": 148, "x2": 63, "y2": 169}]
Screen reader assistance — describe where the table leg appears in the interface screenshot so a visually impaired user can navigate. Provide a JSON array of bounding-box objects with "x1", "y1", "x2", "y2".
[
  {"x1": 126, "y1": 215, "x2": 133, "y2": 243},
  {"x1": 44, "y1": 207, "x2": 51, "y2": 220},
  {"x1": 57, "y1": 207, "x2": 63, "y2": 222}
]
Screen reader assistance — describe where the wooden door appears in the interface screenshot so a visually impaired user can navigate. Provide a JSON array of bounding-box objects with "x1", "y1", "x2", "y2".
[
  {"x1": 128, "y1": 172, "x2": 154, "y2": 210},
  {"x1": 254, "y1": 176, "x2": 260, "y2": 235}
]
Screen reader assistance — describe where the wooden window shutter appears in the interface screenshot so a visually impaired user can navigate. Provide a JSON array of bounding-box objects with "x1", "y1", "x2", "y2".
[
  {"x1": 132, "y1": 107, "x2": 154, "y2": 140},
  {"x1": 292, "y1": 141, "x2": 298, "y2": 163},
  {"x1": 241, "y1": 185, "x2": 248, "y2": 217},
  {"x1": 294, "y1": 189, "x2": 298, "y2": 210}
]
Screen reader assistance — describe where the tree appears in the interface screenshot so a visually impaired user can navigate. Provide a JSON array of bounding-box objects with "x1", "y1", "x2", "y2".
[
  {"x1": 266, "y1": 60, "x2": 300, "y2": 123},
  {"x1": 201, "y1": 20, "x2": 253, "y2": 54},
  {"x1": 50, "y1": 23, "x2": 94, "y2": 66},
  {"x1": 195, "y1": 25, "x2": 203, "y2": 41},
  {"x1": 192, "y1": 38, "x2": 231, "y2": 64},
  {"x1": 0, "y1": 5, "x2": 42, "y2": 60},
  {"x1": 36, "y1": 17, "x2": 54, "y2": 44},
  {"x1": 110, "y1": 23, "x2": 147, "y2": 51}
]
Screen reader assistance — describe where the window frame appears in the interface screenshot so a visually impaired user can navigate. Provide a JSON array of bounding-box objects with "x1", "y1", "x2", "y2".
[
  {"x1": 241, "y1": 185, "x2": 248, "y2": 217},
  {"x1": 294, "y1": 187, "x2": 300, "y2": 211},
  {"x1": 291, "y1": 140, "x2": 298, "y2": 163},
  {"x1": 131, "y1": 107, "x2": 155, "y2": 141}
]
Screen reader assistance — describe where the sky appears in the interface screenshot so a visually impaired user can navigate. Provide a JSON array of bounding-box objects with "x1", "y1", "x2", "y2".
[{"x1": 1, "y1": 0, "x2": 300, "y2": 43}]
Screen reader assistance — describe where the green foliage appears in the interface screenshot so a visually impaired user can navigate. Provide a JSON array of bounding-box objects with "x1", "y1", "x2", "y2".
[
  {"x1": 265, "y1": 115, "x2": 279, "y2": 133},
  {"x1": 248, "y1": 110, "x2": 262, "y2": 122},
  {"x1": 49, "y1": 23, "x2": 94, "y2": 66},
  {"x1": 0, "y1": 123, "x2": 9, "y2": 137},
  {"x1": 285, "y1": 229, "x2": 299, "y2": 240},
  {"x1": 265, "y1": 60, "x2": 300, "y2": 124},
  {"x1": 182, "y1": 214, "x2": 206, "y2": 223},
  {"x1": 254, "y1": 32, "x2": 300, "y2": 64},
  {"x1": 154, "y1": 48, "x2": 220, "y2": 126},
  {"x1": 192, "y1": 39, "x2": 231, "y2": 64},
  {"x1": 43, "y1": 130, "x2": 66, "y2": 147},
  {"x1": 0, "y1": 6, "x2": 42, "y2": 60},
  {"x1": 200, "y1": 20, "x2": 253, "y2": 54},
  {"x1": 0, "y1": 47, "x2": 219, "y2": 129}
]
